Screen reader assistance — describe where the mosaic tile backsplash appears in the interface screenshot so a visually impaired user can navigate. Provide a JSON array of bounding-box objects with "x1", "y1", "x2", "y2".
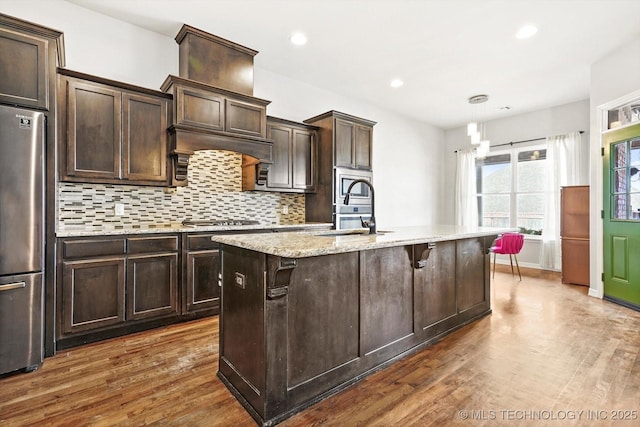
[{"x1": 57, "y1": 150, "x2": 305, "y2": 229}]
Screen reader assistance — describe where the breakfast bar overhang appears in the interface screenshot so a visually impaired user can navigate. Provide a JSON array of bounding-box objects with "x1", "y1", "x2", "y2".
[{"x1": 212, "y1": 225, "x2": 509, "y2": 426}]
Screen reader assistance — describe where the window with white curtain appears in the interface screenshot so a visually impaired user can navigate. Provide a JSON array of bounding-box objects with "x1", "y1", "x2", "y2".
[{"x1": 476, "y1": 145, "x2": 547, "y2": 235}]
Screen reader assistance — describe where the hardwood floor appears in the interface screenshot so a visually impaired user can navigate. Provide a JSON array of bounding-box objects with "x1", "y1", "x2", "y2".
[{"x1": 1, "y1": 268, "x2": 639, "y2": 426}]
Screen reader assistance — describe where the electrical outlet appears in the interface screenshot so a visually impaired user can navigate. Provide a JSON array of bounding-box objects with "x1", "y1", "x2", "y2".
[
  {"x1": 115, "y1": 203, "x2": 125, "y2": 216},
  {"x1": 281, "y1": 205, "x2": 289, "y2": 214}
]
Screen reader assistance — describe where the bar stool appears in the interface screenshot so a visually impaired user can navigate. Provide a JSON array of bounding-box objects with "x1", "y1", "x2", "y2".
[{"x1": 491, "y1": 232, "x2": 524, "y2": 280}]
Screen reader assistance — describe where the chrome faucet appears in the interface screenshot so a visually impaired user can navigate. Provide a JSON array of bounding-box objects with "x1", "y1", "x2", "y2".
[{"x1": 344, "y1": 179, "x2": 376, "y2": 234}]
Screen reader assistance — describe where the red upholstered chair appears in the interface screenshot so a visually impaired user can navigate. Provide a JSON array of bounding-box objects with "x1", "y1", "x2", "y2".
[{"x1": 491, "y1": 232, "x2": 525, "y2": 280}]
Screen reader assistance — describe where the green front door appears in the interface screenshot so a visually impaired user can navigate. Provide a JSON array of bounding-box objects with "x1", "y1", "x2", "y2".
[{"x1": 603, "y1": 123, "x2": 640, "y2": 308}]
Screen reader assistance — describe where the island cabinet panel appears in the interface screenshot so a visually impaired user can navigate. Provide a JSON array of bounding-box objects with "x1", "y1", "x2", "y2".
[
  {"x1": 286, "y1": 253, "x2": 360, "y2": 388},
  {"x1": 456, "y1": 237, "x2": 488, "y2": 313},
  {"x1": 360, "y1": 246, "x2": 414, "y2": 356},
  {"x1": 414, "y1": 241, "x2": 457, "y2": 333},
  {"x1": 219, "y1": 245, "x2": 266, "y2": 417}
]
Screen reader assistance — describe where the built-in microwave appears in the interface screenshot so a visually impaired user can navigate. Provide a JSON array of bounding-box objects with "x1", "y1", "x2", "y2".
[{"x1": 334, "y1": 167, "x2": 373, "y2": 211}]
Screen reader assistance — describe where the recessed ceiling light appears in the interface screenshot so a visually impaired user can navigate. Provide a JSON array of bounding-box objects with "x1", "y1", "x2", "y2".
[
  {"x1": 516, "y1": 25, "x2": 538, "y2": 39},
  {"x1": 390, "y1": 79, "x2": 404, "y2": 88},
  {"x1": 290, "y1": 32, "x2": 307, "y2": 46}
]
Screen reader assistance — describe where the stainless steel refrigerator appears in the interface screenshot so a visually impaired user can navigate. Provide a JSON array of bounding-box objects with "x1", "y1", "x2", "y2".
[{"x1": 0, "y1": 104, "x2": 45, "y2": 374}]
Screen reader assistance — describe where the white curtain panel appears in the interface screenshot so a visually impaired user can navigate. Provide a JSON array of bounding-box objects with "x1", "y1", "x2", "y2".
[
  {"x1": 455, "y1": 149, "x2": 479, "y2": 227},
  {"x1": 541, "y1": 131, "x2": 586, "y2": 269}
]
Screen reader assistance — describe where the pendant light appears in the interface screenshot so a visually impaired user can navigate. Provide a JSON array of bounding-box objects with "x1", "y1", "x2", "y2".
[{"x1": 467, "y1": 94, "x2": 490, "y2": 158}]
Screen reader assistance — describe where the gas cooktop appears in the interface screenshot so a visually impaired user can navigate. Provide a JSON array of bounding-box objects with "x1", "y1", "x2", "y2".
[{"x1": 181, "y1": 219, "x2": 261, "y2": 227}]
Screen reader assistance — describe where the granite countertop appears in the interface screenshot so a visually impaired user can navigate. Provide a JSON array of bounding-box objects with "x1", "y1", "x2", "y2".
[
  {"x1": 211, "y1": 225, "x2": 512, "y2": 258},
  {"x1": 55, "y1": 222, "x2": 332, "y2": 237}
]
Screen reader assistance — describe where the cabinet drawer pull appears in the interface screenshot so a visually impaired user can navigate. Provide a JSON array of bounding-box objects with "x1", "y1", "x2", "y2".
[{"x1": 0, "y1": 282, "x2": 26, "y2": 292}]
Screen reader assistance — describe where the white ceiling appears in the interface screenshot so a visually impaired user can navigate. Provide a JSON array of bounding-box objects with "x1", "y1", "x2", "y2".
[{"x1": 67, "y1": 0, "x2": 640, "y2": 129}]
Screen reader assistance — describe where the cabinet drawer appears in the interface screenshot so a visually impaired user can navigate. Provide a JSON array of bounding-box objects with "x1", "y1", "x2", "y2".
[
  {"x1": 128, "y1": 236, "x2": 178, "y2": 254},
  {"x1": 187, "y1": 234, "x2": 219, "y2": 251},
  {"x1": 63, "y1": 238, "x2": 127, "y2": 259}
]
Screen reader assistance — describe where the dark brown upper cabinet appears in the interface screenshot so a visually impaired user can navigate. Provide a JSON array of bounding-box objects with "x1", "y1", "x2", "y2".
[
  {"x1": 175, "y1": 24, "x2": 257, "y2": 96},
  {"x1": 242, "y1": 117, "x2": 317, "y2": 193},
  {"x1": 0, "y1": 14, "x2": 65, "y2": 110},
  {"x1": 58, "y1": 69, "x2": 171, "y2": 186},
  {"x1": 162, "y1": 75, "x2": 268, "y2": 139},
  {"x1": 304, "y1": 111, "x2": 375, "y2": 223},
  {"x1": 122, "y1": 92, "x2": 168, "y2": 182},
  {"x1": 335, "y1": 118, "x2": 373, "y2": 169},
  {"x1": 305, "y1": 110, "x2": 375, "y2": 171}
]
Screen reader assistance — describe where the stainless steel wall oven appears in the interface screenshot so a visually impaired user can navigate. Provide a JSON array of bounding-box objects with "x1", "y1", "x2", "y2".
[{"x1": 334, "y1": 167, "x2": 373, "y2": 230}]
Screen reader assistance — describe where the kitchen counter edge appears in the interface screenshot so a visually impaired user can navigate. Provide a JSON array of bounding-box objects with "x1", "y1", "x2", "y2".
[
  {"x1": 55, "y1": 222, "x2": 333, "y2": 237},
  {"x1": 211, "y1": 225, "x2": 513, "y2": 258}
]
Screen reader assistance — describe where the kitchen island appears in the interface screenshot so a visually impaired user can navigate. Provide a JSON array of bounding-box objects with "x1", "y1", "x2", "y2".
[{"x1": 212, "y1": 225, "x2": 507, "y2": 426}]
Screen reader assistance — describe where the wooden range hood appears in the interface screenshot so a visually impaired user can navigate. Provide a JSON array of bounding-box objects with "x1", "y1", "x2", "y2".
[{"x1": 163, "y1": 25, "x2": 272, "y2": 186}]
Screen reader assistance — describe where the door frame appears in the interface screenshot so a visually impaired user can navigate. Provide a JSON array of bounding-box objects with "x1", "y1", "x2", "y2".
[{"x1": 593, "y1": 89, "x2": 640, "y2": 299}]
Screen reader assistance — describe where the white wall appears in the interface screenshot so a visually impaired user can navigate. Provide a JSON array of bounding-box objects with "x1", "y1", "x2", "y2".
[
  {"x1": 443, "y1": 99, "x2": 590, "y2": 269},
  {"x1": 1, "y1": 0, "x2": 445, "y2": 228},
  {"x1": 589, "y1": 37, "x2": 640, "y2": 299},
  {"x1": 254, "y1": 68, "x2": 444, "y2": 227}
]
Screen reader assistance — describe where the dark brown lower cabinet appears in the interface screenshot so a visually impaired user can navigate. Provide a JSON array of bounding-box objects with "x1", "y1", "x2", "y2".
[
  {"x1": 127, "y1": 253, "x2": 178, "y2": 320},
  {"x1": 56, "y1": 228, "x2": 330, "y2": 350},
  {"x1": 57, "y1": 234, "x2": 179, "y2": 349},
  {"x1": 183, "y1": 233, "x2": 222, "y2": 315},
  {"x1": 185, "y1": 250, "x2": 220, "y2": 313},
  {"x1": 218, "y1": 236, "x2": 495, "y2": 426},
  {"x1": 62, "y1": 257, "x2": 126, "y2": 334}
]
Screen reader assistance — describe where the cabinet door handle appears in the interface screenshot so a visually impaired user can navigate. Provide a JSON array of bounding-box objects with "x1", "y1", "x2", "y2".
[{"x1": 0, "y1": 282, "x2": 26, "y2": 292}]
